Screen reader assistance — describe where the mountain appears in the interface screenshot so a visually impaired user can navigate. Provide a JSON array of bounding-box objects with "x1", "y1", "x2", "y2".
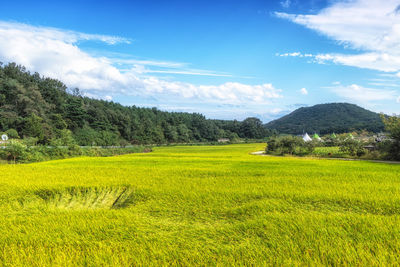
[
  {"x1": 265, "y1": 103, "x2": 385, "y2": 134},
  {"x1": 0, "y1": 63, "x2": 273, "y2": 145}
]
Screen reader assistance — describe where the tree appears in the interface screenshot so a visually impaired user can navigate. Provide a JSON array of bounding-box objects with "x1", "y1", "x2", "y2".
[
  {"x1": 339, "y1": 138, "x2": 365, "y2": 157},
  {"x1": 65, "y1": 97, "x2": 86, "y2": 130},
  {"x1": 4, "y1": 140, "x2": 27, "y2": 163},
  {"x1": 382, "y1": 115, "x2": 400, "y2": 140},
  {"x1": 22, "y1": 114, "x2": 45, "y2": 141},
  {"x1": 164, "y1": 125, "x2": 178, "y2": 142},
  {"x1": 266, "y1": 136, "x2": 308, "y2": 155},
  {"x1": 50, "y1": 129, "x2": 76, "y2": 146},
  {"x1": 381, "y1": 114, "x2": 400, "y2": 160},
  {"x1": 0, "y1": 62, "x2": 280, "y2": 146},
  {"x1": 240, "y1": 117, "x2": 266, "y2": 139},
  {"x1": 177, "y1": 124, "x2": 190, "y2": 142},
  {"x1": 5, "y1": 129, "x2": 19, "y2": 139}
]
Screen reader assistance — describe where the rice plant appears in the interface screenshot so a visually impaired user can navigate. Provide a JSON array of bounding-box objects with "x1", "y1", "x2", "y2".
[{"x1": 0, "y1": 144, "x2": 399, "y2": 266}]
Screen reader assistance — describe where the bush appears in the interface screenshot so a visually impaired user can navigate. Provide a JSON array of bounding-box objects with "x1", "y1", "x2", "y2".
[
  {"x1": 266, "y1": 136, "x2": 315, "y2": 156},
  {"x1": 339, "y1": 138, "x2": 366, "y2": 157},
  {"x1": 5, "y1": 129, "x2": 19, "y2": 139},
  {"x1": 68, "y1": 145, "x2": 83, "y2": 156},
  {"x1": 380, "y1": 115, "x2": 400, "y2": 160},
  {"x1": 3, "y1": 140, "x2": 27, "y2": 163}
]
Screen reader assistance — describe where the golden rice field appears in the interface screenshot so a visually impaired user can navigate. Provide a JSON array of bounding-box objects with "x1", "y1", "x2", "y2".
[{"x1": 1, "y1": 143, "x2": 400, "y2": 266}]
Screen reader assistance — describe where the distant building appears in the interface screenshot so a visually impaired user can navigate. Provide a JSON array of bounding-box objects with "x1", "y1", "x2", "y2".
[
  {"x1": 375, "y1": 133, "x2": 388, "y2": 143},
  {"x1": 313, "y1": 133, "x2": 322, "y2": 141},
  {"x1": 217, "y1": 138, "x2": 230, "y2": 143},
  {"x1": 363, "y1": 144, "x2": 376, "y2": 151},
  {"x1": 302, "y1": 133, "x2": 312, "y2": 142}
]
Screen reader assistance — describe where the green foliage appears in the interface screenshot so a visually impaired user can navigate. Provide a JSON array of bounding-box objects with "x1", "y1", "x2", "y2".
[
  {"x1": 0, "y1": 63, "x2": 274, "y2": 146},
  {"x1": 0, "y1": 142, "x2": 150, "y2": 163},
  {"x1": 50, "y1": 129, "x2": 76, "y2": 146},
  {"x1": 5, "y1": 128, "x2": 19, "y2": 139},
  {"x1": 3, "y1": 140, "x2": 27, "y2": 162},
  {"x1": 240, "y1": 117, "x2": 268, "y2": 139},
  {"x1": 22, "y1": 114, "x2": 45, "y2": 141},
  {"x1": 382, "y1": 115, "x2": 400, "y2": 140},
  {"x1": 323, "y1": 134, "x2": 339, "y2": 147},
  {"x1": 65, "y1": 97, "x2": 86, "y2": 130},
  {"x1": 311, "y1": 146, "x2": 346, "y2": 158},
  {"x1": 380, "y1": 114, "x2": 400, "y2": 160},
  {"x1": 0, "y1": 144, "x2": 400, "y2": 265},
  {"x1": 339, "y1": 138, "x2": 366, "y2": 157},
  {"x1": 266, "y1": 103, "x2": 385, "y2": 134},
  {"x1": 266, "y1": 136, "x2": 315, "y2": 155}
]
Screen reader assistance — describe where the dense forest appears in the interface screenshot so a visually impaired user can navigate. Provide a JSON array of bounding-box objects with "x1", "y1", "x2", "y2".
[
  {"x1": 265, "y1": 103, "x2": 385, "y2": 135},
  {"x1": 0, "y1": 63, "x2": 274, "y2": 145}
]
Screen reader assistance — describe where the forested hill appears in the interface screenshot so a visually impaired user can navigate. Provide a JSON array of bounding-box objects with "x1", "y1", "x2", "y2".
[
  {"x1": 265, "y1": 103, "x2": 385, "y2": 134},
  {"x1": 0, "y1": 63, "x2": 274, "y2": 145}
]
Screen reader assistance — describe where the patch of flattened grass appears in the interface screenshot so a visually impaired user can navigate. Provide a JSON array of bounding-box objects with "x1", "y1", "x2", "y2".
[{"x1": 34, "y1": 186, "x2": 137, "y2": 210}]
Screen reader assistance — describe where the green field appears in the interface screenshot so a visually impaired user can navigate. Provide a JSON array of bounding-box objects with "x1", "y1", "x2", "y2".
[{"x1": 1, "y1": 144, "x2": 400, "y2": 266}]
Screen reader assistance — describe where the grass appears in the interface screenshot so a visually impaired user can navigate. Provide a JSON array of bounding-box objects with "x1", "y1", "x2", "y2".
[
  {"x1": 311, "y1": 146, "x2": 347, "y2": 158},
  {"x1": 0, "y1": 143, "x2": 400, "y2": 265}
]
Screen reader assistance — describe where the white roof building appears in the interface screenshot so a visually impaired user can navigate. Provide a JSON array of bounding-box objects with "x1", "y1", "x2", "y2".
[{"x1": 302, "y1": 133, "x2": 312, "y2": 142}]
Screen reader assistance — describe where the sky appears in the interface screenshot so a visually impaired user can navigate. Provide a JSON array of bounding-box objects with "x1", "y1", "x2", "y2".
[{"x1": 0, "y1": 0, "x2": 399, "y2": 122}]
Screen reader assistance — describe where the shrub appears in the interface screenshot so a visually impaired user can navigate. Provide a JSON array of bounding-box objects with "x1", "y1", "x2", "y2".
[
  {"x1": 68, "y1": 145, "x2": 83, "y2": 156},
  {"x1": 3, "y1": 140, "x2": 27, "y2": 163},
  {"x1": 339, "y1": 138, "x2": 366, "y2": 157},
  {"x1": 266, "y1": 136, "x2": 315, "y2": 156},
  {"x1": 5, "y1": 129, "x2": 19, "y2": 139},
  {"x1": 380, "y1": 115, "x2": 400, "y2": 160}
]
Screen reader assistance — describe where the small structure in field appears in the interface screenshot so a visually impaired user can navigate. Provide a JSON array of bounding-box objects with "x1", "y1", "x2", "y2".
[
  {"x1": 313, "y1": 133, "x2": 322, "y2": 141},
  {"x1": 363, "y1": 144, "x2": 376, "y2": 151},
  {"x1": 218, "y1": 138, "x2": 230, "y2": 143},
  {"x1": 302, "y1": 133, "x2": 312, "y2": 142},
  {"x1": 0, "y1": 134, "x2": 8, "y2": 147}
]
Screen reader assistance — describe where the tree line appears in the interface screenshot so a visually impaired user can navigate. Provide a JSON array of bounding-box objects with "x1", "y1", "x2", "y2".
[{"x1": 0, "y1": 63, "x2": 275, "y2": 145}]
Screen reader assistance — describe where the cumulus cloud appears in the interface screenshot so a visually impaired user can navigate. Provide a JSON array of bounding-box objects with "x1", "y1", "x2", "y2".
[
  {"x1": 0, "y1": 21, "x2": 282, "y2": 104},
  {"x1": 276, "y1": 0, "x2": 400, "y2": 73},
  {"x1": 329, "y1": 84, "x2": 397, "y2": 103},
  {"x1": 300, "y1": 88, "x2": 308, "y2": 95}
]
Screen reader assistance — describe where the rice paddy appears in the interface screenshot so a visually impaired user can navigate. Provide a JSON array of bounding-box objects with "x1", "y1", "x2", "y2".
[{"x1": 1, "y1": 143, "x2": 400, "y2": 266}]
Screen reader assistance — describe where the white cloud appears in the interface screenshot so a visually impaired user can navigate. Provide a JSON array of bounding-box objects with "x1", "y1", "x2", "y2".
[
  {"x1": 300, "y1": 88, "x2": 308, "y2": 95},
  {"x1": 277, "y1": 52, "x2": 313, "y2": 57},
  {"x1": 314, "y1": 52, "x2": 400, "y2": 72},
  {"x1": 276, "y1": 0, "x2": 400, "y2": 73},
  {"x1": 280, "y1": 0, "x2": 291, "y2": 8},
  {"x1": 397, "y1": 96, "x2": 400, "y2": 103},
  {"x1": 0, "y1": 21, "x2": 282, "y2": 105},
  {"x1": 329, "y1": 84, "x2": 397, "y2": 103},
  {"x1": 140, "y1": 69, "x2": 233, "y2": 77},
  {"x1": 0, "y1": 21, "x2": 130, "y2": 45},
  {"x1": 111, "y1": 57, "x2": 234, "y2": 77}
]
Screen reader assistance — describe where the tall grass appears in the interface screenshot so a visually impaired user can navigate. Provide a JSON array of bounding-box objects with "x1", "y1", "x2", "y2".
[{"x1": 0, "y1": 144, "x2": 399, "y2": 265}]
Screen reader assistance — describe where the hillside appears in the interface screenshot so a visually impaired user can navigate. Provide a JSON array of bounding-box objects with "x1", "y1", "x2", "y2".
[
  {"x1": 0, "y1": 63, "x2": 272, "y2": 145},
  {"x1": 265, "y1": 103, "x2": 385, "y2": 134}
]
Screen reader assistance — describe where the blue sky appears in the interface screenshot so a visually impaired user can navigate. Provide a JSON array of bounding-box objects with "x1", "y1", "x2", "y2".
[{"x1": 0, "y1": 0, "x2": 399, "y2": 121}]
